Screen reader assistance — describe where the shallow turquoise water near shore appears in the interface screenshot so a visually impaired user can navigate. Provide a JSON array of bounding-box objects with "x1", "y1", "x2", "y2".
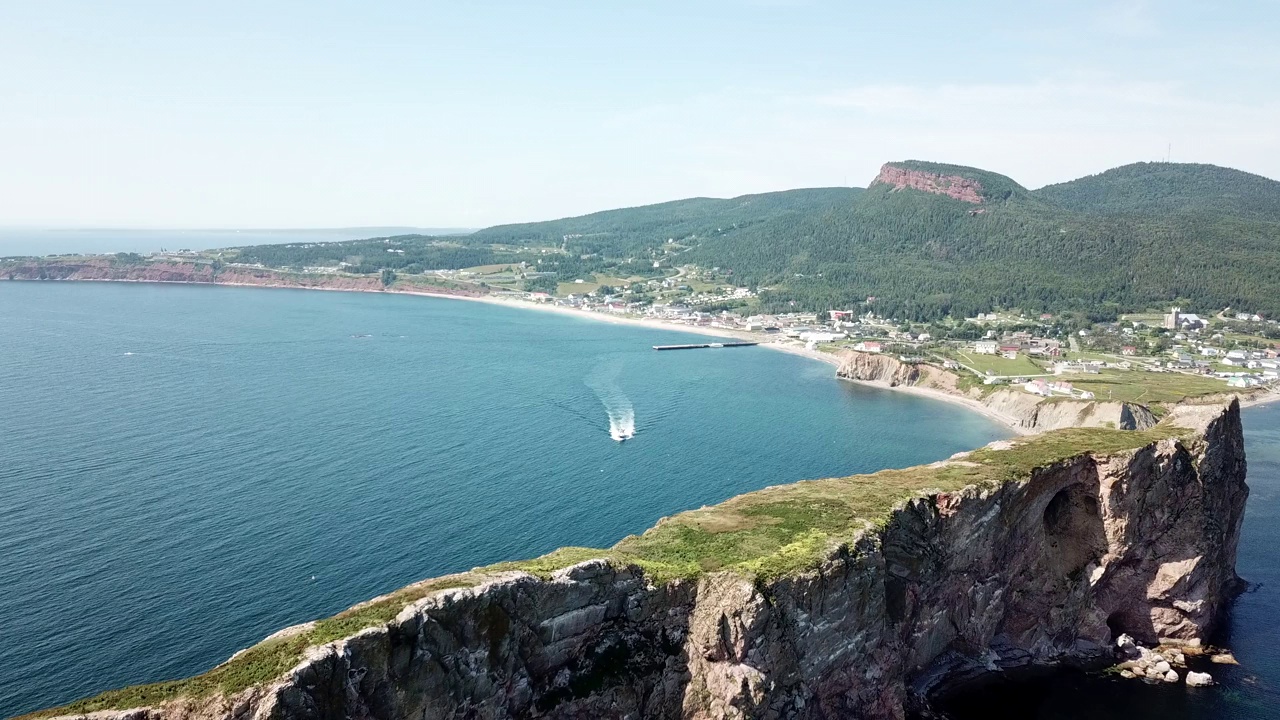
[{"x1": 0, "y1": 282, "x2": 1010, "y2": 717}]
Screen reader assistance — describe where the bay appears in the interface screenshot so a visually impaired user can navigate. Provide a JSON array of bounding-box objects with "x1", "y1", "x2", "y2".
[{"x1": 0, "y1": 281, "x2": 1007, "y2": 717}]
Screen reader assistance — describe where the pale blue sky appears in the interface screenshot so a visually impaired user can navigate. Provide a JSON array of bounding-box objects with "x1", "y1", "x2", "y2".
[{"x1": 2, "y1": 1, "x2": 1277, "y2": 228}]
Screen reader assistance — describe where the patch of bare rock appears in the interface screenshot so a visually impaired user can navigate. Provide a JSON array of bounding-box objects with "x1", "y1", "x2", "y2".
[{"x1": 1113, "y1": 634, "x2": 1216, "y2": 686}]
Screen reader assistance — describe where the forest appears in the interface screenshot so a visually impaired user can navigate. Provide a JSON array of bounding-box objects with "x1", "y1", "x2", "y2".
[{"x1": 222, "y1": 162, "x2": 1280, "y2": 321}]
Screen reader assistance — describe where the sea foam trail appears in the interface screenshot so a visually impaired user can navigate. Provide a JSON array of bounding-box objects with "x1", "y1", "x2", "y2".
[{"x1": 585, "y1": 359, "x2": 635, "y2": 441}]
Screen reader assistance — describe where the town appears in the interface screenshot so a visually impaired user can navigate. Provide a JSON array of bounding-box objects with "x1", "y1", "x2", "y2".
[{"x1": 472, "y1": 264, "x2": 1280, "y2": 408}]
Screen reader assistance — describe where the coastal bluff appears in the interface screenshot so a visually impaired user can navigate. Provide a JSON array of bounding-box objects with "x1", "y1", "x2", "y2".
[
  {"x1": 26, "y1": 402, "x2": 1248, "y2": 720},
  {"x1": 833, "y1": 350, "x2": 1159, "y2": 433}
]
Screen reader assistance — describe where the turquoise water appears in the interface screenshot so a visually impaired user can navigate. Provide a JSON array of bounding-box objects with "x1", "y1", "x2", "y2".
[{"x1": 0, "y1": 282, "x2": 1009, "y2": 717}]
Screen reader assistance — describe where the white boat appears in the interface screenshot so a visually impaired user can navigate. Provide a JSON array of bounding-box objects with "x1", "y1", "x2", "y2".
[{"x1": 708, "y1": 342, "x2": 724, "y2": 348}]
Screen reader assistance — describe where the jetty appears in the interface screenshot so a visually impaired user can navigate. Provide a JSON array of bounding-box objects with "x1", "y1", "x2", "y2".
[{"x1": 652, "y1": 342, "x2": 759, "y2": 351}]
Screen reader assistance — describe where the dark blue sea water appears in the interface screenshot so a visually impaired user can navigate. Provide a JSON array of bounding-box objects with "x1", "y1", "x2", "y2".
[{"x1": 0, "y1": 282, "x2": 1009, "y2": 718}]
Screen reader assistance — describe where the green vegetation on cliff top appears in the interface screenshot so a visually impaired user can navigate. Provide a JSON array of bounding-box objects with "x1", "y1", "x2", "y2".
[{"x1": 22, "y1": 421, "x2": 1190, "y2": 720}]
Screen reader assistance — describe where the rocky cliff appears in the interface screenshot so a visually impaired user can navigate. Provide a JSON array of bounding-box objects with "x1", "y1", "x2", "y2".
[
  {"x1": 29, "y1": 403, "x2": 1247, "y2": 720},
  {"x1": 871, "y1": 164, "x2": 985, "y2": 204},
  {"x1": 833, "y1": 350, "x2": 1158, "y2": 433}
]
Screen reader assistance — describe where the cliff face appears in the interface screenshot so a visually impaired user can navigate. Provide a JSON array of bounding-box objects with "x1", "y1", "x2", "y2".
[
  {"x1": 872, "y1": 164, "x2": 985, "y2": 204},
  {"x1": 833, "y1": 350, "x2": 1157, "y2": 433},
  {"x1": 36, "y1": 404, "x2": 1247, "y2": 720},
  {"x1": 980, "y1": 390, "x2": 1158, "y2": 432}
]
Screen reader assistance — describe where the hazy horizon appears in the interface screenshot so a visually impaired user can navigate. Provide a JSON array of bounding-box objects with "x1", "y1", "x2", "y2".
[{"x1": 3, "y1": 1, "x2": 1278, "y2": 228}]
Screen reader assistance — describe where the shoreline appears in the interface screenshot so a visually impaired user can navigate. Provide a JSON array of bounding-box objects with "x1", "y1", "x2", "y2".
[
  {"x1": 764, "y1": 341, "x2": 1033, "y2": 434},
  {"x1": 36, "y1": 277, "x2": 1029, "y2": 432},
  {"x1": 17, "y1": 276, "x2": 1267, "y2": 432}
]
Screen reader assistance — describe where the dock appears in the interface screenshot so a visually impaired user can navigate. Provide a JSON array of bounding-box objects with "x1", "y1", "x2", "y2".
[{"x1": 652, "y1": 342, "x2": 759, "y2": 351}]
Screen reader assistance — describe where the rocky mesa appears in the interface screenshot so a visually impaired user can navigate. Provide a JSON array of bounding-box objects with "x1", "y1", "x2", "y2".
[
  {"x1": 871, "y1": 164, "x2": 986, "y2": 204},
  {"x1": 26, "y1": 401, "x2": 1248, "y2": 720}
]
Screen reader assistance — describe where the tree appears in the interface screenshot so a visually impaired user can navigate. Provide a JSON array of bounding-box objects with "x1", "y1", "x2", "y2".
[
  {"x1": 381, "y1": 269, "x2": 396, "y2": 287},
  {"x1": 524, "y1": 275, "x2": 559, "y2": 293}
]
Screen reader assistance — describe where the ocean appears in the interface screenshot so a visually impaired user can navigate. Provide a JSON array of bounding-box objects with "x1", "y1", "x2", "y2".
[{"x1": 0, "y1": 281, "x2": 1009, "y2": 717}]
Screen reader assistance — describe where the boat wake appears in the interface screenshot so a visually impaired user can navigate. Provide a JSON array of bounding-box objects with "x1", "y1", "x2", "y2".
[
  {"x1": 608, "y1": 408, "x2": 636, "y2": 442},
  {"x1": 586, "y1": 358, "x2": 636, "y2": 442}
]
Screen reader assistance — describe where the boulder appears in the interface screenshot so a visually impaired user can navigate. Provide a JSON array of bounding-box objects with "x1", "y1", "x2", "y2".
[{"x1": 1186, "y1": 671, "x2": 1214, "y2": 687}]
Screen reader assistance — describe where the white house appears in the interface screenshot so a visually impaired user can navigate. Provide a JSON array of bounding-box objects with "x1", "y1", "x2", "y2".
[{"x1": 974, "y1": 340, "x2": 998, "y2": 355}]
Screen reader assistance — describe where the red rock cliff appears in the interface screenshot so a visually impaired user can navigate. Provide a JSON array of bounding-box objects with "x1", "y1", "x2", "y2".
[{"x1": 872, "y1": 164, "x2": 985, "y2": 204}]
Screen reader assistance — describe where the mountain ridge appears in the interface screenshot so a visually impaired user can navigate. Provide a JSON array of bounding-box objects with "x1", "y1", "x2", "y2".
[{"x1": 7, "y1": 159, "x2": 1280, "y2": 321}]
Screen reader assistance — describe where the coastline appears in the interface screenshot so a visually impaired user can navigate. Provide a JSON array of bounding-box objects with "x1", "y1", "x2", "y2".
[
  {"x1": 764, "y1": 341, "x2": 1034, "y2": 434},
  {"x1": 106, "y1": 278, "x2": 1032, "y2": 433},
  {"x1": 16, "y1": 275, "x2": 1248, "y2": 435}
]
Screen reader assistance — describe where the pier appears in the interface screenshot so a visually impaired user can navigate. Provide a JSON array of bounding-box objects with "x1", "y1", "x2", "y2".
[{"x1": 652, "y1": 342, "x2": 759, "y2": 351}]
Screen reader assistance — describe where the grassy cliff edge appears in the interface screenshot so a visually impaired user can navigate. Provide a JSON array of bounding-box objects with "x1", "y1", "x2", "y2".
[{"x1": 22, "y1": 421, "x2": 1194, "y2": 719}]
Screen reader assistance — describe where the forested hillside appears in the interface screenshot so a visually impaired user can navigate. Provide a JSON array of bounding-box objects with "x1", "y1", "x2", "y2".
[
  {"x1": 213, "y1": 161, "x2": 1280, "y2": 321},
  {"x1": 468, "y1": 187, "x2": 860, "y2": 254},
  {"x1": 680, "y1": 162, "x2": 1280, "y2": 320},
  {"x1": 1036, "y1": 162, "x2": 1280, "y2": 221}
]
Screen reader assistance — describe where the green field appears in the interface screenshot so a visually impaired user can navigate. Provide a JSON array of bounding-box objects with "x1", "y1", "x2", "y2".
[
  {"x1": 556, "y1": 274, "x2": 633, "y2": 296},
  {"x1": 1055, "y1": 369, "x2": 1229, "y2": 404},
  {"x1": 687, "y1": 279, "x2": 724, "y2": 292},
  {"x1": 460, "y1": 263, "x2": 523, "y2": 274},
  {"x1": 944, "y1": 349, "x2": 1049, "y2": 377},
  {"x1": 558, "y1": 281, "x2": 600, "y2": 295}
]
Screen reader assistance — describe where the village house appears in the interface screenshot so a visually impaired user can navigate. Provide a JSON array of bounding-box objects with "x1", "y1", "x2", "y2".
[
  {"x1": 854, "y1": 340, "x2": 883, "y2": 353},
  {"x1": 974, "y1": 340, "x2": 999, "y2": 355},
  {"x1": 1026, "y1": 339, "x2": 1063, "y2": 357}
]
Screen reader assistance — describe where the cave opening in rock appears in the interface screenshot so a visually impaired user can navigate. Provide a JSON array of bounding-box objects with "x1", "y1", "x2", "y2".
[
  {"x1": 1042, "y1": 484, "x2": 1107, "y2": 578},
  {"x1": 1104, "y1": 608, "x2": 1154, "y2": 645}
]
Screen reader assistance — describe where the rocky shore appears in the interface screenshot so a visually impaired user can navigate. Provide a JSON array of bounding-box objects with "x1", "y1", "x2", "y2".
[{"x1": 831, "y1": 349, "x2": 1160, "y2": 434}]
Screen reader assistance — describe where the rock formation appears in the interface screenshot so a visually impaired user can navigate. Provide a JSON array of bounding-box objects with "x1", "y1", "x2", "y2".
[
  {"x1": 871, "y1": 164, "x2": 986, "y2": 204},
  {"x1": 29, "y1": 402, "x2": 1248, "y2": 720}
]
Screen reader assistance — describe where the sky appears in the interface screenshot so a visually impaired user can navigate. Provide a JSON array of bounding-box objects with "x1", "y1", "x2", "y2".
[{"x1": 1, "y1": 0, "x2": 1278, "y2": 229}]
